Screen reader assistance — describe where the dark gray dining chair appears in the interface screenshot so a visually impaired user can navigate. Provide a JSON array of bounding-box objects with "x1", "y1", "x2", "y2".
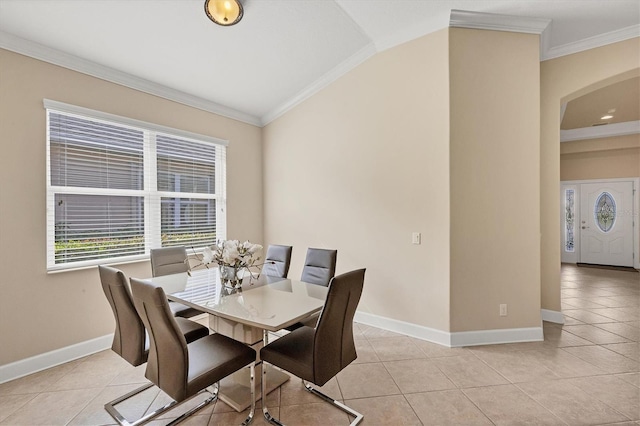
[
  {"x1": 300, "y1": 248, "x2": 337, "y2": 286},
  {"x1": 261, "y1": 269, "x2": 366, "y2": 426},
  {"x1": 285, "y1": 248, "x2": 338, "y2": 331},
  {"x1": 130, "y1": 277, "x2": 257, "y2": 426},
  {"x1": 261, "y1": 245, "x2": 293, "y2": 278},
  {"x1": 150, "y1": 246, "x2": 203, "y2": 318},
  {"x1": 98, "y1": 265, "x2": 210, "y2": 426}
]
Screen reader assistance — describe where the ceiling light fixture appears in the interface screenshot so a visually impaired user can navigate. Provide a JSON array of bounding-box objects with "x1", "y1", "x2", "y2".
[
  {"x1": 600, "y1": 114, "x2": 614, "y2": 120},
  {"x1": 204, "y1": 0, "x2": 243, "y2": 26}
]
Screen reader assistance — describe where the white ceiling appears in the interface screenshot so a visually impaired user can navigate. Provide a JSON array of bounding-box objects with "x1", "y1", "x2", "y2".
[{"x1": 0, "y1": 0, "x2": 639, "y2": 126}]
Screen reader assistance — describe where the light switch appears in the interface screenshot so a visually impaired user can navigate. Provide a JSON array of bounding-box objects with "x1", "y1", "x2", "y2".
[{"x1": 412, "y1": 232, "x2": 421, "y2": 245}]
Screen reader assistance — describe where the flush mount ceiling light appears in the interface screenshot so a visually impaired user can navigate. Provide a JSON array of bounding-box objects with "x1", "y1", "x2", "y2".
[{"x1": 204, "y1": 0, "x2": 243, "y2": 26}]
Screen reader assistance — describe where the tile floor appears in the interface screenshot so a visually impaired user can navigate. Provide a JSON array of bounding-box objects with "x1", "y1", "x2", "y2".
[{"x1": 0, "y1": 264, "x2": 638, "y2": 425}]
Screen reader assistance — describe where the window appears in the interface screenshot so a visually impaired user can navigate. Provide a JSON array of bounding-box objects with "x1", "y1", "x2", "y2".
[
  {"x1": 564, "y1": 188, "x2": 575, "y2": 252},
  {"x1": 45, "y1": 100, "x2": 227, "y2": 271},
  {"x1": 594, "y1": 192, "x2": 616, "y2": 233}
]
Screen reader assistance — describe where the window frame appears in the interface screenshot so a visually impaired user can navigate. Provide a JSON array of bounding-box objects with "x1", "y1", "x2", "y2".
[{"x1": 44, "y1": 99, "x2": 227, "y2": 272}]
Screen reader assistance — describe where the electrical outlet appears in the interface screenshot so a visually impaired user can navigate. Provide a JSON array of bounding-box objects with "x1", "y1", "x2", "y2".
[
  {"x1": 499, "y1": 304, "x2": 508, "y2": 316},
  {"x1": 412, "y1": 232, "x2": 421, "y2": 245}
]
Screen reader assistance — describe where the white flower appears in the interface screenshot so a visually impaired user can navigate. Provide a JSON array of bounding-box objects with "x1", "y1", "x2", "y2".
[
  {"x1": 202, "y1": 239, "x2": 263, "y2": 269},
  {"x1": 225, "y1": 240, "x2": 239, "y2": 251},
  {"x1": 223, "y1": 247, "x2": 240, "y2": 265},
  {"x1": 246, "y1": 242, "x2": 262, "y2": 255}
]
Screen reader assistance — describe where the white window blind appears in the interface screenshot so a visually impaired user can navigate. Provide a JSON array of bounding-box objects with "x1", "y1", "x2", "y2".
[{"x1": 45, "y1": 100, "x2": 227, "y2": 271}]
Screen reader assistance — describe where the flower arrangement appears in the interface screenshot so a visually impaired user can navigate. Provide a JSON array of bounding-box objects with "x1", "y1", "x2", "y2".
[
  {"x1": 198, "y1": 240, "x2": 263, "y2": 286},
  {"x1": 202, "y1": 240, "x2": 263, "y2": 268}
]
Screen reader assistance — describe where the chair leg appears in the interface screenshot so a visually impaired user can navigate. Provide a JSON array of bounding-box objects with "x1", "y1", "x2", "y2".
[
  {"x1": 241, "y1": 362, "x2": 256, "y2": 426},
  {"x1": 261, "y1": 360, "x2": 284, "y2": 426},
  {"x1": 105, "y1": 382, "x2": 219, "y2": 426},
  {"x1": 166, "y1": 384, "x2": 219, "y2": 426},
  {"x1": 105, "y1": 382, "x2": 177, "y2": 426},
  {"x1": 303, "y1": 380, "x2": 363, "y2": 426}
]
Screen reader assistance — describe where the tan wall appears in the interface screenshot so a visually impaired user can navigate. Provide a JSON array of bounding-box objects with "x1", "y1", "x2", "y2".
[
  {"x1": 540, "y1": 38, "x2": 640, "y2": 312},
  {"x1": 449, "y1": 28, "x2": 541, "y2": 331},
  {"x1": 263, "y1": 30, "x2": 452, "y2": 331},
  {"x1": 0, "y1": 49, "x2": 263, "y2": 365},
  {"x1": 560, "y1": 134, "x2": 640, "y2": 181}
]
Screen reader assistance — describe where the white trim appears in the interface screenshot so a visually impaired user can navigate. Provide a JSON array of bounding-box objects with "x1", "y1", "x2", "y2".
[
  {"x1": 3, "y1": 17, "x2": 635, "y2": 129},
  {"x1": 449, "y1": 327, "x2": 544, "y2": 348},
  {"x1": 3, "y1": 311, "x2": 551, "y2": 383},
  {"x1": 261, "y1": 43, "x2": 377, "y2": 126},
  {"x1": 541, "y1": 309, "x2": 565, "y2": 324},
  {"x1": 355, "y1": 311, "x2": 545, "y2": 348},
  {"x1": 43, "y1": 99, "x2": 229, "y2": 147},
  {"x1": 449, "y1": 10, "x2": 550, "y2": 35},
  {"x1": 0, "y1": 334, "x2": 113, "y2": 384},
  {"x1": 0, "y1": 31, "x2": 261, "y2": 127},
  {"x1": 354, "y1": 311, "x2": 450, "y2": 347},
  {"x1": 543, "y1": 24, "x2": 640, "y2": 61},
  {"x1": 264, "y1": 9, "x2": 581, "y2": 131},
  {"x1": 539, "y1": 24, "x2": 553, "y2": 61},
  {"x1": 561, "y1": 120, "x2": 640, "y2": 142}
]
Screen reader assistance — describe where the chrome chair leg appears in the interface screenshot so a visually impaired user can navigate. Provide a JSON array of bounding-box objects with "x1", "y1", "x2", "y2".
[
  {"x1": 104, "y1": 382, "x2": 163, "y2": 426},
  {"x1": 166, "y1": 384, "x2": 219, "y2": 426},
  {"x1": 105, "y1": 381, "x2": 220, "y2": 426},
  {"x1": 241, "y1": 362, "x2": 256, "y2": 426},
  {"x1": 261, "y1": 359, "x2": 284, "y2": 426},
  {"x1": 260, "y1": 366, "x2": 364, "y2": 426},
  {"x1": 303, "y1": 380, "x2": 363, "y2": 426}
]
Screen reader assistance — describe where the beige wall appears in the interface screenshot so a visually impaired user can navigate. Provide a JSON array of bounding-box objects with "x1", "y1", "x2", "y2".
[
  {"x1": 449, "y1": 28, "x2": 541, "y2": 331},
  {"x1": 540, "y1": 38, "x2": 640, "y2": 312},
  {"x1": 263, "y1": 30, "x2": 452, "y2": 331},
  {"x1": 560, "y1": 134, "x2": 640, "y2": 181},
  {"x1": 0, "y1": 49, "x2": 263, "y2": 365}
]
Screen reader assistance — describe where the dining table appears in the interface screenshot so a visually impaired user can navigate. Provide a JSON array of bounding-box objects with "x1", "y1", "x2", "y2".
[{"x1": 147, "y1": 267, "x2": 329, "y2": 412}]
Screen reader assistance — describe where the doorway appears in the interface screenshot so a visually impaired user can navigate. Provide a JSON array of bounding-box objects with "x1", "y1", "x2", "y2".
[{"x1": 561, "y1": 178, "x2": 639, "y2": 269}]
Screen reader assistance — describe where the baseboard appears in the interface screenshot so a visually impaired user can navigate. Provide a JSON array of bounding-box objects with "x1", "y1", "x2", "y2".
[
  {"x1": 541, "y1": 309, "x2": 565, "y2": 324},
  {"x1": 3, "y1": 309, "x2": 551, "y2": 383},
  {"x1": 0, "y1": 334, "x2": 113, "y2": 384},
  {"x1": 449, "y1": 327, "x2": 544, "y2": 347},
  {"x1": 355, "y1": 311, "x2": 544, "y2": 348},
  {"x1": 354, "y1": 311, "x2": 451, "y2": 346}
]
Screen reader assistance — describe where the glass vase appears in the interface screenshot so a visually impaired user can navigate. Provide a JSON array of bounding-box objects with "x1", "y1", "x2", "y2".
[{"x1": 219, "y1": 264, "x2": 242, "y2": 288}]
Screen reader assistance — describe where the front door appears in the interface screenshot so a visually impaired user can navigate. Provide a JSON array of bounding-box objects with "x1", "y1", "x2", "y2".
[{"x1": 580, "y1": 181, "x2": 634, "y2": 267}]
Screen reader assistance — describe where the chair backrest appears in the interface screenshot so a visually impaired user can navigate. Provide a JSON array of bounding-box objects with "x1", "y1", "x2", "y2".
[
  {"x1": 130, "y1": 277, "x2": 190, "y2": 402},
  {"x1": 150, "y1": 246, "x2": 189, "y2": 277},
  {"x1": 262, "y1": 245, "x2": 293, "y2": 278},
  {"x1": 300, "y1": 248, "x2": 337, "y2": 286},
  {"x1": 98, "y1": 265, "x2": 147, "y2": 367},
  {"x1": 313, "y1": 268, "x2": 365, "y2": 385}
]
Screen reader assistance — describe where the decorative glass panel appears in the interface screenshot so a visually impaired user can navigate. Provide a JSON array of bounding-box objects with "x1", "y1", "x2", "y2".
[
  {"x1": 594, "y1": 192, "x2": 616, "y2": 233},
  {"x1": 565, "y1": 189, "x2": 575, "y2": 252}
]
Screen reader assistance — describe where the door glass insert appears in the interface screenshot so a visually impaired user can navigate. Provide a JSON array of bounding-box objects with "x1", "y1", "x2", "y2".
[
  {"x1": 565, "y1": 189, "x2": 575, "y2": 252},
  {"x1": 594, "y1": 192, "x2": 616, "y2": 233}
]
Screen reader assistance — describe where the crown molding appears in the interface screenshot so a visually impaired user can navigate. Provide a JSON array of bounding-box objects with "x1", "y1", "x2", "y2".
[
  {"x1": 0, "y1": 31, "x2": 262, "y2": 127},
  {"x1": 561, "y1": 120, "x2": 640, "y2": 142},
  {"x1": 261, "y1": 42, "x2": 377, "y2": 126},
  {"x1": 542, "y1": 24, "x2": 640, "y2": 61},
  {"x1": 449, "y1": 9, "x2": 550, "y2": 35}
]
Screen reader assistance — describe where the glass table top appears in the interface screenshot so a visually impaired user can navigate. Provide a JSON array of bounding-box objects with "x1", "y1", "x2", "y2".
[{"x1": 148, "y1": 268, "x2": 328, "y2": 331}]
